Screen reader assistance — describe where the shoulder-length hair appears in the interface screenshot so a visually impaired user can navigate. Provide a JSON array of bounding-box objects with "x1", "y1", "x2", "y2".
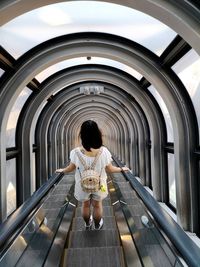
[{"x1": 80, "y1": 120, "x2": 102, "y2": 151}]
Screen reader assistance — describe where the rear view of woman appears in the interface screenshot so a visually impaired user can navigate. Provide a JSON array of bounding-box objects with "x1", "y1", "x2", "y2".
[{"x1": 56, "y1": 120, "x2": 129, "y2": 230}]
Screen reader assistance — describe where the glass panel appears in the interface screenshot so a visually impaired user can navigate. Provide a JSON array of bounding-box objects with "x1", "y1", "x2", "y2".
[
  {"x1": 148, "y1": 85, "x2": 174, "y2": 142},
  {"x1": 172, "y1": 50, "x2": 200, "y2": 141},
  {"x1": 30, "y1": 101, "x2": 47, "y2": 145},
  {"x1": 6, "y1": 158, "x2": 17, "y2": 216},
  {"x1": 1, "y1": 2, "x2": 176, "y2": 59},
  {"x1": 0, "y1": 68, "x2": 5, "y2": 77},
  {"x1": 168, "y1": 153, "x2": 176, "y2": 207},
  {"x1": 36, "y1": 57, "x2": 143, "y2": 82},
  {"x1": 6, "y1": 87, "x2": 32, "y2": 147}
]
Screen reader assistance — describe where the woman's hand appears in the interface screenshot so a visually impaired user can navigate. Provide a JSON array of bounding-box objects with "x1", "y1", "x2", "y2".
[
  {"x1": 121, "y1": 166, "x2": 130, "y2": 172},
  {"x1": 55, "y1": 168, "x2": 64, "y2": 173},
  {"x1": 55, "y1": 163, "x2": 76, "y2": 174}
]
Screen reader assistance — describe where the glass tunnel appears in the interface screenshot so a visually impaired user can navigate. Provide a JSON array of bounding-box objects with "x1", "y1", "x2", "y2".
[{"x1": 0, "y1": 1, "x2": 200, "y2": 266}]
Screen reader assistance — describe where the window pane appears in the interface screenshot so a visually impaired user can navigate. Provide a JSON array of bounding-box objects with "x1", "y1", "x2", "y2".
[
  {"x1": 6, "y1": 87, "x2": 32, "y2": 147},
  {"x1": 172, "y1": 50, "x2": 200, "y2": 141},
  {"x1": 31, "y1": 101, "x2": 47, "y2": 145},
  {"x1": 0, "y1": 68, "x2": 5, "y2": 77},
  {"x1": 168, "y1": 153, "x2": 176, "y2": 207},
  {"x1": 6, "y1": 158, "x2": 17, "y2": 216},
  {"x1": 36, "y1": 57, "x2": 143, "y2": 82},
  {"x1": 148, "y1": 85, "x2": 174, "y2": 142},
  {"x1": 1, "y1": 2, "x2": 176, "y2": 59}
]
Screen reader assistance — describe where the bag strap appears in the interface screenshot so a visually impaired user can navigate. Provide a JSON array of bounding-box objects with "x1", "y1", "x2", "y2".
[
  {"x1": 75, "y1": 147, "x2": 103, "y2": 170},
  {"x1": 91, "y1": 147, "x2": 103, "y2": 169},
  {"x1": 75, "y1": 149, "x2": 88, "y2": 170}
]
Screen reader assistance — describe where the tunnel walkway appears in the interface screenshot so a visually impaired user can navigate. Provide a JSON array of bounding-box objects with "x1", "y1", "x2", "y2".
[{"x1": 0, "y1": 169, "x2": 185, "y2": 267}]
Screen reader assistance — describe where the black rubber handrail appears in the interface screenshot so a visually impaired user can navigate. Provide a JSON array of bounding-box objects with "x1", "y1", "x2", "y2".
[
  {"x1": 113, "y1": 156, "x2": 200, "y2": 267},
  {"x1": 0, "y1": 172, "x2": 64, "y2": 249}
]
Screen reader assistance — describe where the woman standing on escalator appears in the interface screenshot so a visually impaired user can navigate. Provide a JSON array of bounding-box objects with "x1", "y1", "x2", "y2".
[{"x1": 56, "y1": 120, "x2": 129, "y2": 230}]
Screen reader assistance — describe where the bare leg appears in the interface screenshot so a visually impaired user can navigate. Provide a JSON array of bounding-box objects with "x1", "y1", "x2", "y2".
[
  {"x1": 91, "y1": 199, "x2": 103, "y2": 225},
  {"x1": 82, "y1": 199, "x2": 91, "y2": 224}
]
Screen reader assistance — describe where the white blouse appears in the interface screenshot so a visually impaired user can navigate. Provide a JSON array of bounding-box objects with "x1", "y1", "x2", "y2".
[{"x1": 70, "y1": 146, "x2": 112, "y2": 184}]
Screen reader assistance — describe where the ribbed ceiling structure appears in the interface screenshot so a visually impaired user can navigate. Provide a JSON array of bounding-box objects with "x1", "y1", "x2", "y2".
[{"x1": 0, "y1": 0, "x2": 200, "y2": 237}]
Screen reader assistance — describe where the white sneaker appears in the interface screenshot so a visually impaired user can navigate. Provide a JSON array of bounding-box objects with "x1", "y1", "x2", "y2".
[
  {"x1": 85, "y1": 215, "x2": 93, "y2": 230},
  {"x1": 94, "y1": 218, "x2": 104, "y2": 230}
]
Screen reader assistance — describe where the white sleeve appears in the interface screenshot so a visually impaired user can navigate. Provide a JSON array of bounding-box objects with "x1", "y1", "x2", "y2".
[
  {"x1": 70, "y1": 149, "x2": 76, "y2": 164},
  {"x1": 103, "y1": 147, "x2": 112, "y2": 166}
]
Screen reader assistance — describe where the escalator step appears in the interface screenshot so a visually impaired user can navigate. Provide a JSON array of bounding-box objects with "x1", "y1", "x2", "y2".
[
  {"x1": 52, "y1": 184, "x2": 72, "y2": 194},
  {"x1": 77, "y1": 197, "x2": 111, "y2": 207},
  {"x1": 68, "y1": 229, "x2": 120, "y2": 248},
  {"x1": 72, "y1": 216, "x2": 117, "y2": 230},
  {"x1": 75, "y1": 206, "x2": 113, "y2": 217},
  {"x1": 63, "y1": 246, "x2": 125, "y2": 267},
  {"x1": 128, "y1": 204, "x2": 148, "y2": 216}
]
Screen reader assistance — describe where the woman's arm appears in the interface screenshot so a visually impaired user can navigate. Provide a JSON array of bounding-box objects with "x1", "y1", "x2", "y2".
[
  {"x1": 55, "y1": 162, "x2": 76, "y2": 174},
  {"x1": 106, "y1": 163, "x2": 129, "y2": 173}
]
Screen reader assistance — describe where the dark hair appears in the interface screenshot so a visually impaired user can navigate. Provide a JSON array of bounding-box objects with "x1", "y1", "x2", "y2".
[{"x1": 80, "y1": 120, "x2": 102, "y2": 151}]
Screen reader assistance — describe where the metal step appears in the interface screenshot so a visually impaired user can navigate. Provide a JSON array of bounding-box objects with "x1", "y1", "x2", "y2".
[
  {"x1": 68, "y1": 229, "x2": 120, "y2": 248},
  {"x1": 52, "y1": 184, "x2": 72, "y2": 194},
  {"x1": 75, "y1": 206, "x2": 114, "y2": 217},
  {"x1": 72, "y1": 216, "x2": 117, "y2": 230},
  {"x1": 132, "y1": 228, "x2": 173, "y2": 267},
  {"x1": 77, "y1": 197, "x2": 111, "y2": 207},
  {"x1": 128, "y1": 204, "x2": 148, "y2": 217},
  {"x1": 63, "y1": 246, "x2": 125, "y2": 267}
]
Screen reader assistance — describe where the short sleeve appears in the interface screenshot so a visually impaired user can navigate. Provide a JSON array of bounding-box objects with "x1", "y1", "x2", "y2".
[
  {"x1": 103, "y1": 147, "x2": 112, "y2": 166},
  {"x1": 70, "y1": 149, "x2": 76, "y2": 164}
]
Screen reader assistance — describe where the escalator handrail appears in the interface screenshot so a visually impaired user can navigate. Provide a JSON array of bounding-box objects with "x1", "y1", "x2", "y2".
[
  {"x1": 113, "y1": 156, "x2": 200, "y2": 267},
  {"x1": 0, "y1": 172, "x2": 64, "y2": 249}
]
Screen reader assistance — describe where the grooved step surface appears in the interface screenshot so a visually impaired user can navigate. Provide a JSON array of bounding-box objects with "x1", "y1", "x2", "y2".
[
  {"x1": 64, "y1": 246, "x2": 125, "y2": 267},
  {"x1": 77, "y1": 197, "x2": 111, "y2": 207},
  {"x1": 128, "y1": 204, "x2": 148, "y2": 216},
  {"x1": 52, "y1": 184, "x2": 72, "y2": 194},
  {"x1": 72, "y1": 216, "x2": 117, "y2": 230},
  {"x1": 75, "y1": 206, "x2": 113, "y2": 217},
  {"x1": 69, "y1": 230, "x2": 120, "y2": 248}
]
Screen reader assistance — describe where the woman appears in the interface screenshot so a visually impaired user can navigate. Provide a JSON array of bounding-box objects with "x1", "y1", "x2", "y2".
[{"x1": 56, "y1": 120, "x2": 129, "y2": 230}]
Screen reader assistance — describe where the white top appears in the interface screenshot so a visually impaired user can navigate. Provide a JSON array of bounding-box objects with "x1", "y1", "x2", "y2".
[{"x1": 70, "y1": 146, "x2": 112, "y2": 184}]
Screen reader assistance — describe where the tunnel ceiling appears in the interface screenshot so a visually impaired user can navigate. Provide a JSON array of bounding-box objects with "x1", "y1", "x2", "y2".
[{"x1": 0, "y1": 0, "x2": 200, "y2": 232}]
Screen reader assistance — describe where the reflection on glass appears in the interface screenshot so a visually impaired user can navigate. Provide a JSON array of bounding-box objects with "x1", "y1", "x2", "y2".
[
  {"x1": 35, "y1": 57, "x2": 143, "y2": 82},
  {"x1": 1, "y1": 2, "x2": 176, "y2": 59},
  {"x1": 6, "y1": 159, "x2": 16, "y2": 215},
  {"x1": 172, "y1": 50, "x2": 200, "y2": 141},
  {"x1": 168, "y1": 153, "x2": 176, "y2": 207},
  {"x1": 31, "y1": 152, "x2": 36, "y2": 194},
  {"x1": 148, "y1": 85, "x2": 174, "y2": 142},
  {"x1": 6, "y1": 87, "x2": 32, "y2": 147}
]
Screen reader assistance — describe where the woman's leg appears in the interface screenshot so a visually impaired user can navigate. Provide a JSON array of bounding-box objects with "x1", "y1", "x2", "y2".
[
  {"x1": 82, "y1": 199, "x2": 91, "y2": 224},
  {"x1": 91, "y1": 199, "x2": 103, "y2": 225}
]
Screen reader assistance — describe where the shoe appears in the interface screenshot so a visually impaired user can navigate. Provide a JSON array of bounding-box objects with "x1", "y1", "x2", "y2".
[
  {"x1": 94, "y1": 218, "x2": 104, "y2": 230},
  {"x1": 85, "y1": 215, "x2": 93, "y2": 230}
]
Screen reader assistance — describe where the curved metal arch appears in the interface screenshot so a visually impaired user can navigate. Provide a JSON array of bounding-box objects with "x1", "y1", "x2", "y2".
[
  {"x1": 49, "y1": 95, "x2": 136, "y2": 171},
  {"x1": 63, "y1": 112, "x2": 120, "y2": 165},
  {"x1": 15, "y1": 64, "x2": 166, "y2": 207},
  {"x1": 35, "y1": 95, "x2": 131, "y2": 182},
  {"x1": 0, "y1": 0, "x2": 200, "y2": 54},
  {"x1": 67, "y1": 110, "x2": 122, "y2": 155},
  {"x1": 48, "y1": 82, "x2": 149, "y2": 181},
  {"x1": 59, "y1": 110, "x2": 119, "y2": 165},
  {"x1": 0, "y1": 33, "x2": 197, "y2": 230},
  {"x1": 49, "y1": 97, "x2": 127, "y2": 167},
  {"x1": 47, "y1": 93, "x2": 128, "y2": 173},
  {"x1": 104, "y1": 84, "x2": 151, "y2": 183}
]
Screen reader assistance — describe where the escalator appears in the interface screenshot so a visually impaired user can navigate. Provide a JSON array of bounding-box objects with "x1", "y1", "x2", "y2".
[{"x1": 0, "y1": 167, "x2": 199, "y2": 266}]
